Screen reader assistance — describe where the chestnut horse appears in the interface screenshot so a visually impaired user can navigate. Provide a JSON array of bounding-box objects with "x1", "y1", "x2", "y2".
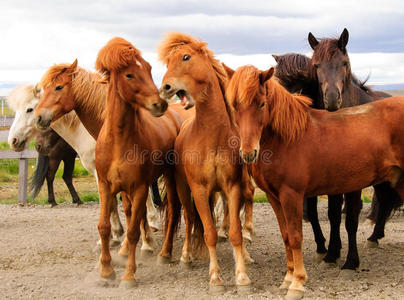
[
  {"x1": 273, "y1": 51, "x2": 399, "y2": 270},
  {"x1": 226, "y1": 65, "x2": 404, "y2": 299},
  {"x1": 93, "y1": 37, "x2": 183, "y2": 287},
  {"x1": 158, "y1": 33, "x2": 254, "y2": 293}
]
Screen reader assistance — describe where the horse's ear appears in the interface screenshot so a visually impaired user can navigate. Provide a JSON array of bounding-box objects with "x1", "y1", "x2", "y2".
[
  {"x1": 259, "y1": 67, "x2": 274, "y2": 85},
  {"x1": 33, "y1": 84, "x2": 41, "y2": 98},
  {"x1": 222, "y1": 63, "x2": 235, "y2": 79},
  {"x1": 272, "y1": 54, "x2": 280, "y2": 63},
  {"x1": 338, "y1": 28, "x2": 349, "y2": 52},
  {"x1": 67, "y1": 59, "x2": 78, "y2": 75},
  {"x1": 308, "y1": 32, "x2": 319, "y2": 50}
]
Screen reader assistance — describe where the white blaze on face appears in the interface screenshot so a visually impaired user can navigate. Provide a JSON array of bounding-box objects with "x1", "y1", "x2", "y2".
[{"x1": 136, "y1": 60, "x2": 142, "y2": 68}]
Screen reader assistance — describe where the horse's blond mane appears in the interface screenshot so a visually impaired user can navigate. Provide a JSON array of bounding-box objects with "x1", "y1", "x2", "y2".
[{"x1": 228, "y1": 65, "x2": 312, "y2": 143}]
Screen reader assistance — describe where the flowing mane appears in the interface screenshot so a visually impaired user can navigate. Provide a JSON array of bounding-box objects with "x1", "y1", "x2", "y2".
[
  {"x1": 39, "y1": 64, "x2": 107, "y2": 124},
  {"x1": 95, "y1": 37, "x2": 143, "y2": 78},
  {"x1": 158, "y1": 32, "x2": 232, "y2": 121},
  {"x1": 7, "y1": 84, "x2": 39, "y2": 111},
  {"x1": 227, "y1": 65, "x2": 312, "y2": 143}
]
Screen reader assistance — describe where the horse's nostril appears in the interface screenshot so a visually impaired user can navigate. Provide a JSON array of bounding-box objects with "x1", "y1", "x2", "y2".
[
  {"x1": 12, "y1": 138, "x2": 17, "y2": 145},
  {"x1": 152, "y1": 103, "x2": 160, "y2": 108},
  {"x1": 163, "y1": 84, "x2": 171, "y2": 91},
  {"x1": 37, "y1": 115, "x2": 42, "y2": 123}
]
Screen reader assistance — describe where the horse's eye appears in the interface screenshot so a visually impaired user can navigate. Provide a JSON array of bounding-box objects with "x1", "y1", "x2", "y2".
[
  {"x1": 26, "y1": 108, "x2": 33, "y2": 113},
  {"x1": 259, "y1": 102, "x2": 265, "y2": 109},
  {"x1": 313, "y1": 64, "x2": 319, "y2": 69},
  {"x1": 55, "y1": 85, "x2": 63, "y2": 91},
  {"x1": 126, "y1": 74, "x2": 134, "y2": 79},
  {"x1": 183, "y1": 54, "x2": 191, "y2": 61},
  {"x1": 343, "y1": 61, "x2": 348, "y2": 67}
]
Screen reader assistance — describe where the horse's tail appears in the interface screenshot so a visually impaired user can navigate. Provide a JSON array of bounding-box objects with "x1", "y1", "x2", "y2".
[
  {"x1": 368, "y1": 183, "x2": 404, "y2": 223},
  {"x1": 191, "y1": 194, "x2": 216, "y2": 260},
  {"x1": 29, "y1": 154, "x2": 49, "y2": 199}
]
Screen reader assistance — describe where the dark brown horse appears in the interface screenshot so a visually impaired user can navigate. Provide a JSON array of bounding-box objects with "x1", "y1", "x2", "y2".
[
  {"x1": 272, "y1": 29, "x2": 400, "y2": 270},
  {"x1": 226, "y1": 64, "x2": 404, "y2": 299},
  {"x1": 31, "y1": 128, "x2": 82, "y2": 206}
]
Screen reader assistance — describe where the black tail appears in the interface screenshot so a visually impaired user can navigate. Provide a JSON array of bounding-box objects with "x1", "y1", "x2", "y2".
[
  {"x1": 29, "y1": 154, "x2": 49, "y2": 199},
  {"x1": 368, "y1": 182, "x2": 404, "y2": 223}
]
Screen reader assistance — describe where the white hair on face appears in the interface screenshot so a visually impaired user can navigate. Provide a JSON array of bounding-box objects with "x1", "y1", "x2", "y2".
[{"x1": 136, "y1": 60, "x2": 142, "y2": 68}]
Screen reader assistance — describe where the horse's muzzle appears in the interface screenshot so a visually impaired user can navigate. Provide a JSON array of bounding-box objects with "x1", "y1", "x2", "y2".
[
  {"x1": 240, "y1": 149, "x2": 258, "y2": 164},
  {"x1": 35, "y1": 109, "x2": 53, "y2": 130}
]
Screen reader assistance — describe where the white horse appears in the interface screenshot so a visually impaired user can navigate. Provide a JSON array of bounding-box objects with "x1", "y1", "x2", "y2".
[{"x1": 7, "y1": 83, "x2": 158, "y2": 252}]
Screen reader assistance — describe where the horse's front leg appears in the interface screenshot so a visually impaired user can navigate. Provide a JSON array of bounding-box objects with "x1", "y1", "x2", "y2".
[
  {"x1": 120, "y1": 185, "x2": 148, "y2": 288},
  {"x1": 192, "y1": 184, "x2": 224, "y2": 292},
  {"x1": 224, "y1": 184, "x2": 251, "y2": 292},
  {"x1": 323, "y1": 194, "x2": 343, "y2": 264},
  {"x1": 280, "y1": 186, "x2": 306, "y2": 300},
  {"x1": 97, "y1": 181, "x2": 116, "y2": 279}
]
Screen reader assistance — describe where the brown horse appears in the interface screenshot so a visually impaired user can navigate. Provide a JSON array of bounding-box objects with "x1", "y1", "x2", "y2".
[
  {"x1": 225, "y1": 64, "x2": 404, "y2": 299},
  {"x1": 93, "y1": 37, "x2": 184, "y2": 287},
  {"x1": 158, "y1": 33, "x2": 254, "y2": 293}
]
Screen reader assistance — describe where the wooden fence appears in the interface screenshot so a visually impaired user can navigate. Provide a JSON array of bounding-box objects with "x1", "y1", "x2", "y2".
[{"x1": 0, "y1": 120, "x2": 38, "y2": 204}]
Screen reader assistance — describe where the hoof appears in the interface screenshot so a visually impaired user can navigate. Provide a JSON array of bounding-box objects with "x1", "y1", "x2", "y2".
[
  {"x1": 237, "y1": 284, "x2": 252, "y2": 295},
  {"x1": 180, "y1": 259, "x2": 193, "y2": 269},
  {"x1": 314, "y1": 252, "x2": 326, "y2": 263},
  {"x1": 119, "y1": 279, "x2": 137, "y2": 289},
  {"x1": 140, "y1": 249, "x2": 154, "y2": 259},
  {"x1": 285, "y1": 288, "x2": 304, "y2": 300},
  {"x1": 74, "y1": 200, "x2": 84, "y2": 205},
  {"x1": 365, "y1": 240, "x2": 379, "y2": 249},
  {"x1": 209, "y1": 284, "x2": 225, "y2": 295},
  {"x1": 339, "y1": 269, "x2": 357, "y2": 280},
  {"x1": 50, "y1": 202, "x2": 58, "y2": 207},
  {"x1": 100, "y1": 269, "x2": 116, "y2": 280},
  {"x1": 156, "y1": 256, "x2": 171, "y2": 265},
  {"x1": 279, "y1": 280, "x2": 291, "y2": 291},
  {"x1": 244, "y1": 255, "x2": 255, "y2": 265},
  {"x1": 111, "y1": 252, "x2": 128, "y2": 267}
]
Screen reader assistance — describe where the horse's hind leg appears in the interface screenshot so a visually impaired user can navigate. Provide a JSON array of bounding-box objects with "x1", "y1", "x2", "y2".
[
  {"x1": 46, "y1": 157, "x2": 60, "y2": 207},
  {"x1": 157, "y1": 169, "x2": 181, "y2": 264},
  {"x1": 140, "y1": 204, "x2": 154, "y2": 254},
  {"x1": 110, "y1": 194, "x2": 125, "y2": 243},
  {"x1": 61, "y1": 154, "x2": 82, "y2": 205},
  {"x1": 217, "y1": 193, "x2": 229, "y2": 241},
  {"x1": 367, "y1": 182, "x2": 399, "y2": 246},
  {"x1": 306, "y1": 196, "x2": 327, "y2": 259},
  {"x1": 323, "y1": 194, "x2": 343, "y2": 264},
  {"x1": 341, "y1": 190, "x2": 362, "y2": 270},
  {"x1": 175, "y1": 174, "x2": 194, "y2": 266},
  {"x1": 242, "y1": 180, "x2": 255, "y2": 244}
]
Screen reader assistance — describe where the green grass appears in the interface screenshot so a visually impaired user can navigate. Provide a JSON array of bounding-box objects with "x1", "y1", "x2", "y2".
[
  {"x1": 0, "y1": 106, "x2": 14, "y2": 116},
  {"x1": 0, "y1": 140, "x2": 36, "y2": 150},
  {"x1": 22, "y1": 191, "x2": 99, "y2": 205},
  {"x1": 362, "y1": 195, "x2": 372, "y2": 203},
  {"x1": 253, "y1": 193, "x2": 268, "y2": 203}
]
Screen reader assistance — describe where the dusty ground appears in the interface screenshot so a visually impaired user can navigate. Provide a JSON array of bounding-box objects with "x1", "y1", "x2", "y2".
[{"x1": 0, "y1": 201, "x2": 403, "y2": 300}]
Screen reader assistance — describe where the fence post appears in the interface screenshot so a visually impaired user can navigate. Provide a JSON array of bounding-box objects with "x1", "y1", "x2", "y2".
[{"x1": 18, "y1": 158, "x2": 28, "y2": 205}]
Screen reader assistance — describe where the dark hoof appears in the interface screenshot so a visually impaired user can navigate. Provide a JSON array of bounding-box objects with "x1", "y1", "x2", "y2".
[
  {"x1": 341, "y1": 260, "x2": 359, "y2": 271},
  {"x1": 49, "y1": 202, "x2": 58, "y2": 207},
  {"x1": 74, "y1": 199, "x2": 84, "y2": 205},
  {"x1": 156, "y1": 256, "x2": 171, "y2": 265},
  {"x1": 365, "y1": 240, "x2": 379, "y2": 248},
  {"x1": 209, "y1": 284, "x2": 225, "y2": 295},
  {"x1": 323, "y1": 251, "x2": 340, "y2": 264}
]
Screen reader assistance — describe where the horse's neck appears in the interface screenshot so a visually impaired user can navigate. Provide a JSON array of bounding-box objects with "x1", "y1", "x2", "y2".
[
  {"x1": 194, "y1": 82, "x2": 232, "y2": 132},
  {"x1": 341, "y1": 78, "x2": 373, "y2": 107},
  {"x1": 72, "y1": 76, "x2": 105, "y2": 139},
  {"x1": 103, "y1": 89, "x2": 137, "y2": 147}
]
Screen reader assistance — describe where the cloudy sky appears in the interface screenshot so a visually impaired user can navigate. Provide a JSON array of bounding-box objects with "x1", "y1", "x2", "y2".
[{"x1": 1, "y1": 0, "x2": 404, "y2": 96}]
